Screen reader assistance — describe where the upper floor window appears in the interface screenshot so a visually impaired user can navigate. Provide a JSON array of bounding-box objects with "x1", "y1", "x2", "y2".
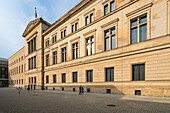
[
  {"x1": 28, "y1": 37, "x2": 36, "y2": 54},
  {"x1": 61, "y1": 30, "x2": 66, "y2": 38},
  {"x1": 72, "y1": 43, "x2": 79, "y2": 59},
  {"x1": 132, "y1": 64, "x2": 145, "y2": 81},
  {"x1": 28, "y1": 56, "x2": 36, "y2": 70},
  {"x1": 52, "y1": 35, "x2": 57, "y2": 43},
  {"x1": 85, "y1": 13, "x2": 94, "y2": 25},
  {"x1": 85, "y1": 16, "x2": 89, "y2": 25},
  {"x1": 86, "y1": 36, "x2": 94, "y2": 56},
  {"x1": 75, "y1": 23, "x2": 78, "y2": 31},
  {"x1": 110, "y1": 1, "x2": 115, "y2": 12},
  {"x1": 34, "y1": 77, "x2": 36, "y2": 84},
  {"x1": 104, "y1": 28, "x2": 116, "y2": 51},
  {"x1": 46, "y1": 40, "x2": 49, "y2": 47},
  {"x1": 131, "y1": 15, "x2": 147, "y2": 44},
  {"x1": 61, "y1": 47, "x2": 67, "y2": 62},
  {"x1": 106, "y1": 68, "x2": 114, "y2": 82},
  {"x1": 87, "y1": 70, "x2": 93, "y2": 82},
  {"x1": 46, "y1": 54, "x2": 49, "y2": 66},
  {"x1": 53, "y1": 51, "x2": 57, "y2": 65},
  {"x1": 71, "y1": 22, "x2": 78, "y2": 33},
  {"x1": 90, "y1": 14, "x2": 94, "y2": 23},
  {"x1": 104, "y1": 5, "x2": 108, "y2": 15}
]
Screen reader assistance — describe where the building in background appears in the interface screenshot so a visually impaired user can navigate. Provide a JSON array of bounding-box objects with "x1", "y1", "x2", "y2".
[
  {"x1": 9, "y1": 0, "x2": 170, "y2": 97},
  {"x1": 0, "y1": 58, "x2": 8, "y2": 87}
]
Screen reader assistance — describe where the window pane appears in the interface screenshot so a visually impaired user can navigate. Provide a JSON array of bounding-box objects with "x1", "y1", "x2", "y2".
[
  {"x1": 139, "y1": 64, "x2": 145, "y2": 81},
  {"x1": 76, "y1": 48, "x2": 78, "y2": 58},
  {"x1": 90, "y1": 71, "x2": 93, "y2": 82},
  {"x1": 104, "y1": 5, "x2": 108, "y2": 15},
  {"x1": 131, "y1": 27, "x2": 138, "y2": 44},
  {"x1": 140, "y1": 24, "x2": 147, "y2": 42},
  {"x1": 133, "y1": 65, "x2": 138, "y2": 81},
  {"x1": 87, "y1": 38, "x2": 90, "y2": 43},
  {"x1": 75, "y1": 23, "x2": 78, "y2": 31},
  {"x1": 72, "y1": 25, "x2": 74, "y2": 33},
  {"x1": 90, "y1": 14, "x2": 93, "y2": 23},
  {"x1": 87, "y1": 44, "x2": 90, "y2": 56},
  {"x1": 62, "y1": 53, "x2": 64, "y2": 62},
  {"x1": 73, "y1": 49, "x2": 76, "y2": 59},
  {"x1": 131, "y1": 19, "x2": 137, "y2": 27},
  {"x1": 111, "y1": 29, "x2": 116, "y2": 34},
  {"x1": 105, "y1": 31, "x2": 109, "y2": 36},
  {"x1": 111, "y1": 68, "x2": 114, "y2": 81},
  {"x1": 106, "y1": 69, "x2": 110, "y2": 81},
  {"x1": 105, "y1": 37, "x2": 109, "y2": 51},
  {"x1": 91, "y1": 37, "x2": 94, "y2": 42},
  {"x1": 91, "y1": 43, "x2": 94, "y2": 55},
  {"x1": 140, "y1": 16, "x2": 147, "y2": 24},
  {"x1": 110, "y1": 1, "x2": 115, "y2": 12},
  {"x1": 111, "y1": 35, "x2": 116, "y2": 49},
  {"x1": 86, "y1": 16, "x2": 89, "y2": 25}
]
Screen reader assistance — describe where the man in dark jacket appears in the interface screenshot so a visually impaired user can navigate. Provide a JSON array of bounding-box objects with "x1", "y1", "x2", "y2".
[{"x1": 79, "y1": 85, "x2": 82, "y2": 95}]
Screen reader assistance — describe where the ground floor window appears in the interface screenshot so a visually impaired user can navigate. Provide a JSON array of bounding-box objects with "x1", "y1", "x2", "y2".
[
  {"x1": 73, "y1": 72, "x2": 77, "y2": 83},
  {"x1": 87, "y1": 70, "x2": 93, "y2": 82},
  {"x1": 62, "y1": 74, "x2": 66, "y2": 83},
  {"x1": 132, "y1": 64, "x2": 145, "y2": 81},
  {"x1": 46, "y1": 76, "x2": 49, "y2": 83},
  {"x1": 106, "y1": 68, "x2": 114, "y2": 82}
]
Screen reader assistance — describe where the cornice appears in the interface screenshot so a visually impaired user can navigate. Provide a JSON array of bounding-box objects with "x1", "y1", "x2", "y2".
[{"x1": 101, "y1": 18, "x2": 119, "y2": 28}]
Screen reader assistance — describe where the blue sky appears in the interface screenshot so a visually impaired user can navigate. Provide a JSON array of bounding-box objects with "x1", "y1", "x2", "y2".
[{"x1": 0, "y1": 0, "x2": 82, "y2": 59}]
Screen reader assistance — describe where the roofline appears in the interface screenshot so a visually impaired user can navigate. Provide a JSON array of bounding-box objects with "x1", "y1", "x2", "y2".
[
  {"x1": 42, "y1": 0, "x2": 94, "y2": 37},
  {"x1": 8, "y1": 46, "x2": 25, "y2": 60},
  {"x1": 22, "y1": 18, "x2": 51, "y2": 37}
]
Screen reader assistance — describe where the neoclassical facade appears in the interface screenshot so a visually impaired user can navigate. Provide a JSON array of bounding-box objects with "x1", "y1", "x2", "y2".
[{"x1": 9, "y1": 0, "x2": 170, "y2": 97}]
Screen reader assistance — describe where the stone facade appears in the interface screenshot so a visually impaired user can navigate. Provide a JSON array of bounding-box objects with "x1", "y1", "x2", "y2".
[{"x1": 9, "y1": 0, "x2": 170, "y2": 97}]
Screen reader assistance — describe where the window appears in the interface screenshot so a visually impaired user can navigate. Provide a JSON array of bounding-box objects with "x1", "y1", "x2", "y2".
[
  {"x1": 22, "y1": 79, "x2": 23, "y2": 84},
  {"x1": 87, "y1": 70, "x2": 93, "y2": 82},
  {"x1": 29, "y1": 77, "x2": 30, "y2": 84},
  {"x1": 46, "y1": 40, "x2": 49, "y2": 47},
  {"x1": 110, "y1": 1, "x2": 115, "y2": 12},
  {"x1": 19, "y1": 66, "x2": 20, "y2": 74},
  {"x1": 90, "y1": 14, "x2": 94, "y2": 23},
  {"x1": 52, "y1": 35, "x2": 57, "y2": 43},
  {"x1": 21, "y1": 65, "x2": 23, "y2": 73},
  {"x1": 104, "y1": 28, "x2": 116, "y2": 51},
  {"x1": 46, "y1": 54, "x2": 49, "y2": 66},
  {"x1": 61, "y1": 47, "x2": 67, "y2": 62},
  {"x1": 61, "y1": 31, "x2": 63, "y2": 38},
  {"x1": 104, "y1": 5, "x2": 108, "y2": 15},
  {"x1": 46, "y1": 76, "x2": 49, "y2": 83},
  {"x1": 73, "y1": 72, "x2": 77, "y2": 83},
  {"x1": 75, "y1": 23, "x2": 78, "y2": 31},
  {"x1": 31, "y1": 77, "x2": 33, "y2": 84},
  {"x1": 106, "y1": 68, "x2": 114, "y2": 82},
  {"x1": 72, "y1": 43, "x2": 79, "y2": 59},
  {"x1": 64, "y1": 30, "x2": 66, "y2": 37},
  {"x1": 62, "y1": 73, "x2": 66, "y2": 83},
  {"x1": 53, "y1": 75, "x2": 56, "y2": 83},
  {"x1": 28, "y1": 56, "x2": 36, "y2": 70},
  {"x1": 132, "y1": 64, "x2": 145, "y2": 81},
  {"x1": 86, "y1": 36, "x2": 94, "y2": 56},
  {"x1": 85, "y1": 16, "x2": 89, "y2": 25},
  {"x1": 34, "y1": 56, "x2": 36, "y2": 68},
  {"x1": 34, "y1": 77, "x2": 36, "y2": 84},
  {"x1": 53, "y1": 51, "x2": 57, "y2": 65},
  {"x1": 28, "y1": 37, "x2": 36, "y2": 54},
  {"x1": 72, "y1": 25, "x2": 74, "y2": 33},
  {"x1": 61, "y1": 30, "x2": 66, "y2": 38},
  {"x1": 131, "y1": 15, "x2": 147, "y2": 44}
]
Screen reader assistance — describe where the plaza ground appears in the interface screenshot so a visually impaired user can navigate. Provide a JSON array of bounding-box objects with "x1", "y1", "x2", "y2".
[{"x1": 0, "y1": 88, "x2": 170, "y2": 113}]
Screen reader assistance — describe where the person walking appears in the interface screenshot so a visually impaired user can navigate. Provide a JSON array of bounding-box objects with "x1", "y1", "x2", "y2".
[
  {"x1": 18, "y1": 87, "x2": 21, "y2": 94},
  {"x1": 79, "y1": 85, "x2": 82, "y2": 95},
  {"x1": 82, "y1": 87, "x2": 84, "y2": 94},
  {"x1": 27, "y1": 87, "x2": 30, "y2": 93}
]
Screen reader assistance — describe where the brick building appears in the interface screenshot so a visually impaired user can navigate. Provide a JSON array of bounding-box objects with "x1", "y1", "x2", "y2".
[{"x1": 9, "y1": 0, "x2": 170, "y2": 97}]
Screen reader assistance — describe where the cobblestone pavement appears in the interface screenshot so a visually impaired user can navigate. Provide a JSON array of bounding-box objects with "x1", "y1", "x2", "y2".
[{"x1": 0, "y1": 88, "x2": 170, "y2": 113}]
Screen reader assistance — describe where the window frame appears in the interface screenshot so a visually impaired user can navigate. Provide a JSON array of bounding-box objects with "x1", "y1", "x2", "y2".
[
  {"x1": 132, "y1": 64, "x2": 145, "y2": 81},
  {"x1": 61, "y1": 47, "x2": 67, "y2": 62},
  {"x1": 86, "y1": 70, "x2": 93, "y2": 82},
  {"x1": 73, "y1": 72, "x2": 78, "y2": 83},
  {"x1": 53, "y1": 51, "x2": 57, "y2": 65},
  {"x1": 105, "y1": 67, "x2": 114, "y2": 82}
]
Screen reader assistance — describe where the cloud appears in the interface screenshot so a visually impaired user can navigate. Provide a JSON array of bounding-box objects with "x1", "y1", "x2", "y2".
[{"x1": 0, "y1": 0, "x2": 81, "y2": 59}]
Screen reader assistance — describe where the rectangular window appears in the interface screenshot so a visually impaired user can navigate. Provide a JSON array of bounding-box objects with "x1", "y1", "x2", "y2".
[
  {"x1": 86, "y1": 36, "x2": 94, "y2": 56},
  {"x1": 72, "y1": 43, "x2": 78, "y2": 59},
  {"x1": 106, "y1": 68, "x2": 114, "y2": 82},
  {"x1": 34, "y1": 56, "x2": 36, "y2": 68},
  {"x1": 86, "y1": 16, "x2": 89, "y2": 25},
  {"x1": 53, "y1": 75, "x2": 56, "y2": 83},
  {"x1": 90, "y1": 13, "x2": 93, "y2": 23},
  {"x1": 110, "y1": 1, "x2": 115, "y2": 12},
  {"x1": 46, "y1": 76, "x2": 49, "y2": 83},
  {"x1": 73, "y1": 72, "x2": 77, "y2": 83},
  {"x1": 53, "y1": 51, "x2": 57, "y2": 65},
  {"x1": 64, "y1": 30, "x2": 66, "y2": 37},
  {"x1": 61, "y1": 47, "x2": 67, "y2": 62},
  {"x1": 34, "y1": 77, "x2": 36, "y2": 84},
  {"x1": 104, "y1": 28, "x2": 116, "y2": 51},
  {"x1": 34, "y1": 38, "x2": 36, "y2": 51},
  {"x1": 52, "y1": 35, "x2": 57, "y2": 43},
  {"x1": 75, "y1": 23, "x2": 78, "y2": 31},
  {"x1": 132, "y1": 64, "x2": 145, "y2": 81},
  {"x1": 61, "y1": 31, "x2": 63, "y2": 38},
  {"x1": 87, "y1": 70, "x2": 93, "y2": 82},
  {"x1": 46, "y1": 54, "x2": 49, "y2": 66},
  {"x1": 72, "y1": 25, "x2": 74, "y2": 33},
  {"x1": 131, "y1": 15, "x2": 147, "y2": 44},
  {"x1": 29, "y1": 77, "x2": 30, "y2": 84},
  {"x1": 46, "y1": 40, "x2": 49, "y2": 47},
  {"x1": 104, "y1": 5, "x2": 108, "y2": 15},
  {"x1": 62, "y1": 73, "x2": 66, "y2": 83}
]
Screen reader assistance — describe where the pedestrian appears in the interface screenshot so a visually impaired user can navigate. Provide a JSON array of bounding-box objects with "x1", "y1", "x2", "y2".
[
  {"x1": 82, "y1": 87, "x2": 84, "y2": 94},
  {"x1": 79, "y1": 85, "x2": 82, "y2": 95},
  {"x1": 18, "y1": 87, "x2": 21, "y2": 94},
  {"x1": 27, "y1": 87, "x2": 30, "y2": 93}
]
